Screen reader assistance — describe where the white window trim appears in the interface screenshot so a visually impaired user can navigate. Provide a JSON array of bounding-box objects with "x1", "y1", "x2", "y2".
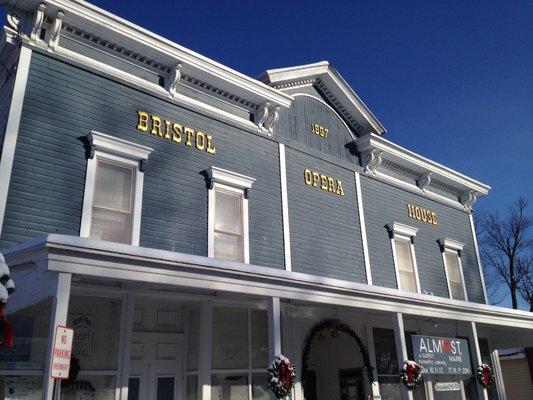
[
  {"x1": 386, "y1": 222, "x2": 421, "y2": 293},
  {"x1": 80, "y1": 131, "x2": 153, "y2": 246},
  {"x1": 207, "y1": 167, "x2": 255, "y2": 264},
  {"x1": 438, "y1": 238, "x2": 469, "y2": 301}
]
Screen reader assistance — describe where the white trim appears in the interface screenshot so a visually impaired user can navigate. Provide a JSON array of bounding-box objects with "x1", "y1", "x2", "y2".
[
  {"x1": 468, "y1": 322, "x2": 489, "y2": 400},
  {"x1": 118, "y1": 293, "x2": 135, "y2": 400},
  {"x1": 207, "y1": 168, "x2": 254, "y2": 264},
  {"x1": 206, "y1": 166, "x2": 255, "y2": 190},
  {"x1": 279, "y1": 144, "x2": 292, "y2": 271},
  {"x1": 0, "y1": 46, "x2": 32, "y2": 233},
  {"x1": 80, "y1": 132, "x2": 153, "y2": 246},
  {"x1": 364, "y1": 325, "x2": 380, "y2": 397},
  {"x1": 392, "y1": 313, "x2": 413, "y2": 400},
  {"x1": 268, "y1": 297, "x2": 282, "y2": 358},
  {"x1": 470, "y1": 214, "x2": 489, "y2": 304},
  {"x1": 355, "y1": 172, "x2": 372, "y2": 285},
  {"x1": 356, "y1": 133, "x2": 490, "y2": 197},
  {"x1": 386, "y1": 222, "x2": 419, "y2": 238},
  {"x1": 438, "y1": 238, "x2": 465, "y2": 252},
  {"x1": 491, "y1": 350, "x2": 507, "y2": 400},
  {"x1": 198, "y1": 302, "x2": 212, "y2": 400}
]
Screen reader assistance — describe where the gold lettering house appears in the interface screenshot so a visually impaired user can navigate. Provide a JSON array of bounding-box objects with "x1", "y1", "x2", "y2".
[{"x1": 0, "y1": 1, "x2": 530, "y2": 400}]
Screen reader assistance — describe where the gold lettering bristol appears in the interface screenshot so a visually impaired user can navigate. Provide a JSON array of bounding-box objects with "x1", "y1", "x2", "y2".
[
  {"x1": 136, "y1": 110, "x2": 216, "y2": 154},
  {"x1": 304, "y1": 168, "x2": 344, "y2": 196},
  {"x1": 407, "y1": 203, "x2": 438, "y2": 225}
]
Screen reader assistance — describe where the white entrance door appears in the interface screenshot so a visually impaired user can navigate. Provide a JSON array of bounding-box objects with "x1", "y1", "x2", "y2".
[{"x1": 128, "y1": 332, "x2": 182, "y2": 400}]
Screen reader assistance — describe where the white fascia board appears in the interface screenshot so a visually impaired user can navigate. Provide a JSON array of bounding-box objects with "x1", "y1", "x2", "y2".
[
  {"x1": 4, "y1": 234, "x2": 533, "y2": 329},
  {"x1": 356, "y1": 133, "x2": 491, "y2": 195},
  {"x1": 386, "y1": 222, "x2": 418, "y2": 238},
  {"x1": 261, "y1": 61, "x2": 386, "y2": 135},
  {"x1": 206, "y1": 166, "x2": 255, "y2": 190},
  {"x1": 14, "y1": 0, "x2": 293, "y2": 108}
]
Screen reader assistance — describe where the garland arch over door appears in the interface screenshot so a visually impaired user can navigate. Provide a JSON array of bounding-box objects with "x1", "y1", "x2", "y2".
[{"x1": 301, "y1": 319, "x2": 376, "y2": 390}]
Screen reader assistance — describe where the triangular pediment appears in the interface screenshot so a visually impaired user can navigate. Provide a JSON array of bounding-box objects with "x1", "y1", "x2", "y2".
[{"x1": 258, "y1": 61, "x2": 386, "y2": 137}]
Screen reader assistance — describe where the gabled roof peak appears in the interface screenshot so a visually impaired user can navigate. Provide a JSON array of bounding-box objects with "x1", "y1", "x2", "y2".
[{"x1": 259, "y1": 61, "x2": 386, "y2": 137}]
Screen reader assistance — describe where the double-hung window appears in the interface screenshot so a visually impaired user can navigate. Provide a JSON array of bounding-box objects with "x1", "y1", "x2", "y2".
[
  {"x1": 386, "y1": 222, "x2": 420, "y2": 293},
  {"x1": 80, "y1": 131, "x2": 153, "y2": 245},
  {"x1": 207, "y1": 167, "x2": 255, "y2": 263},
  {"x1": 438, "y1": 238, "x2": 468, "y2": 301}
]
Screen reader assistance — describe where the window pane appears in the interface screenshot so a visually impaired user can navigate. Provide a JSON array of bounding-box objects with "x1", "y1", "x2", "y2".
[
  {"x1": 90, "y1": 207, "x2": 132, "y2": 244},
  {"x1": 187, "y1": 309, "x2": 200, "y2": 371},
  {"x1": 378, "y1": 376, "x2": 401, "y2": 400},
  {"x1": 94, "y1": 160, "x2": 133, "y2": 211},
  {"x1": 445, "y1": 252, "x2": 462, "y2": 282},
  {"x1": 450, "y1": 282, "x2": 465, "y2": 300},
  {"x1": 67, "y1": 296, "x2": 122, "y2": 370},
  {"x1": 212, "y1": 307, "x2": 249, "y2": 369},
  {"x1": 400, "y1": 270, "x2": 417, "y2": 293},
  {"x1": 251, "y1": 310, "x2": 268, "y2": 368},
  {"x1": 60, "y1": 375, "x2": 116, "y2": 400},
  {"x1": 186, "y1": 375, "x2": 198, "y2": 400},
  {"x1": 395, "y1": 240, "x2": 414, "y2": 272},
  {"x1": 0, "y1": 299, "x2": 52, "y2": 371},
  {"x1": 373, "y1": 328, "x2": 398, "y2": 375},
  {"x1": 211, "y1": 374, "x2": 249, "y2": 400},
  {"x1": 1, "y1": 375, "x2": 43, "y2": 398},
  {"x1": 215, "y1": 190, "x2": 242, "y2": 234},
  {"x1": 128, "y1": 377, "x2": 140, "y2": 400},
  {"x1": 156, "y1": 377, "x2": 175, "y2": 400},
  {"x1": 252, "y1": 373, "x2": 269, "y2": 400},
  {"x1": 214, "y1": 232, "x2": 243, "y2": 262}
]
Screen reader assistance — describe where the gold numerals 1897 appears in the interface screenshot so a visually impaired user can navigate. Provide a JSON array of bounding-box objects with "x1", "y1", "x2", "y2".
[{"x1": 311, "y1": 123, "x2": 329, "y2": 138}]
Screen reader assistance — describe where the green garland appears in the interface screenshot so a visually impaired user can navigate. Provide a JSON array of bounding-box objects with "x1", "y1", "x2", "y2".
[{"x1": 301, "y1": 318, "x2": 375, "y2": 393}]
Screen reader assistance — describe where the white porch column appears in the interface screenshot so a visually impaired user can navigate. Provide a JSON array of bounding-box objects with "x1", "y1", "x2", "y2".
[
  {"x1": 392, "y1": 313, "x2": 413, "y2": 400},
  {"x1": 118, "y1": 293, "x2": 135, "y2": 400},
  {"x1": 198, "y1": 302, "x2": 212, "y2": 400},
  {"x1": 490, "y1": 349, "x2": 506, "y2": 400},
  {"x1": 42, "y1": 273, "x2": 72, "y2": 400},
  {"x1": 365, "y1": 324, "x2": 380, "y2": 398},
  {"x1": 467, "y1": 322, "x2": 489, "y2": 400},
  {"x1": 268, "y1": 297, "x2": 282, "y2": 400}
]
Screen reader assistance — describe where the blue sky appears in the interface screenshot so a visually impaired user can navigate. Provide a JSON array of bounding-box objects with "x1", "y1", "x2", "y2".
[{"x1": 2, "y1": 1, "x2": 531, "y2": 307}]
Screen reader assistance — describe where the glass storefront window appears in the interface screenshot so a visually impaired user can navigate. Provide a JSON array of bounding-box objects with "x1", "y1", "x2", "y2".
[
  {"x1": 211, "y1": 374, "x2": 249, "y2": 400},
  {"x1": 251, "y1": 373, "x2": 269, "y2": 400},
  {"x1": 186, "y1": 375, "x2": 198, "y2": 400},
  {"x1": 250, "y1": 310, "x2": 268, "y2": 369},
  {"x1": 212, "y1": 307, "x2": 249, "y2": 369},
  {"x1": 0, "y1": 299, "x2": 52, "y2": 371},
  {"x1": 0, "y1": 375, "x2": 43, "y2": 399},
  {"x1": 67, "y1": 295, "x2": 122, "y2": 371},
  {"x1": 60, "y1": 375, "x2": 116, "y2": 400}
]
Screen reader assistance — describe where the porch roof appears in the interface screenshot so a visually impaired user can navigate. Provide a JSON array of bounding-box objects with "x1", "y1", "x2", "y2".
[{"x1": 3, "y1": 234, "x2": 533, "y2": 330}]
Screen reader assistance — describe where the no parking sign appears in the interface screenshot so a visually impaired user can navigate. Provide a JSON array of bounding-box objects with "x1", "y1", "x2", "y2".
[{"x1": 51, "y1": 326, "x2": 74, "y2": 379}]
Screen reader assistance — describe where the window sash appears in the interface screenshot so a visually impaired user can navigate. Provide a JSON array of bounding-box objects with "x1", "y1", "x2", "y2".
[
  {"x1": 444, "y1": 250, "x2": 465, "y2": 300},
  {"x1": 393, "y1": 238, "x2": 418, "y2": 292},
  {"x1": 213, "y1": 187, "x2": 245, "y2": 262}
]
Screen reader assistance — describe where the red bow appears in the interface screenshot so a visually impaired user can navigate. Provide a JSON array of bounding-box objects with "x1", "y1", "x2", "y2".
[
  {"x1": 279, "y1": 362, "x2": 294, "y2": 390},
  {"x1": 0, "y1": 307, "x2": 14, "y2": 348},
  {"x1": 406, "y1": 363, "x2": 416, "y2": 382}
]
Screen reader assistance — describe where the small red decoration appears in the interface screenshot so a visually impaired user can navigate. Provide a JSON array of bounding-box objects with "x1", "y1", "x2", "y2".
[
  {"x1": 0, "y1": 304, "x2": 14, "y2": 349},
  {"x1": 476, "y1": 364, "x2": 493, "y2": 388},
  {"x1": 268, "y1": 355, "x2": 295, "y2": 398},
  {"x1": 400, "y1": 360, "x2": 423, "y2": 390}
]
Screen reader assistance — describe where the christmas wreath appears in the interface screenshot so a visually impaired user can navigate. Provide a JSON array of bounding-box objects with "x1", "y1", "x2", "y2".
[
  {"x1": 400, "y1": 360, "x2": 423, "y2": 390},
  {"x1": 476, "y1": 364, "x2": 493, "y2": 388},
  {"x1": 268, "y1": 355, "x2": 295, "y2": 399}
]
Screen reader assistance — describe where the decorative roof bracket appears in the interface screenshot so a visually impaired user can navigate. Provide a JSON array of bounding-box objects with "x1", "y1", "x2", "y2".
[{"x1": 167, "y1": 62, "x2": 182, "y2": 99}]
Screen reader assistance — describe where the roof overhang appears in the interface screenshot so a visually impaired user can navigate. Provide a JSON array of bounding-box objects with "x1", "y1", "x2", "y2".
[
  {"x1": 259, "y1": 61, "x2": 386, "y2": 136},
  {"x1": 355, "y1": 133, "x2": 490, "y2": 203},
  {"x1": 1, "y1": 0, "x2": 293, "y2": 110}
]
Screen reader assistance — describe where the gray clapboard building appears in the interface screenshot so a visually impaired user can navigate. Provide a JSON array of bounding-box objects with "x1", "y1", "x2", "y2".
[{"x1": 0, "y1": 1, "x2": 531, "y2": 400}]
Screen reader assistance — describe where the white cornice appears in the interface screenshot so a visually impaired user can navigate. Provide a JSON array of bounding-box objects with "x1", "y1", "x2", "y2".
[
  {"x1": 438, "y1": 238, "x2": 465, "y2": 252},
  {"x1": 3, "y1": 0, "x2": 293, "y2": 110},
  {"x1": 355, "y1": 133, "x2": 491, "y2": 205},
  {"x1": 206, "y1": 166, "x2": 255, "y2": 190},
  {"x1": 88, "y1": 131, "x2": 153, "y2": 160},
  {"x1": 386, "y1": 222, "x2": 418, "y2": 238},
  {"x1": 259, "y1": 61, "x2": 386, "y2": 136}
]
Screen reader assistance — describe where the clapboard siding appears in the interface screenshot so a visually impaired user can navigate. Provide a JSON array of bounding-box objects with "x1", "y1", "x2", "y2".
[
  {"x1": 276, "y1": 93, "x2": 358, "y2": 164},
  {"x1": 285, "y1": 147, "x2": 366, "y2": 282},
  {"x1": 0, "y1": 52, "x2": 285, "y2": 270},
  {"x1": 361, "y1": 175, "x2": 485, "y2": 303}
]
